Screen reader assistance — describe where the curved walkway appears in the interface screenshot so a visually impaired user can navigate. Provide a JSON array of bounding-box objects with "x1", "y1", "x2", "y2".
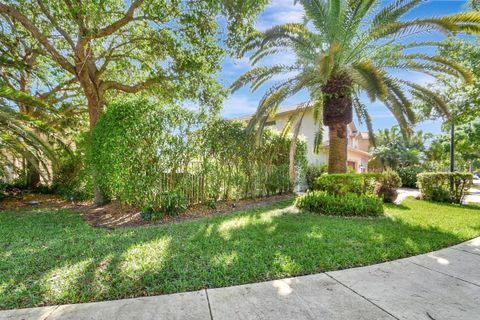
[{"x1": 1, "y1": 238, "x2": 479, "y2": 320}]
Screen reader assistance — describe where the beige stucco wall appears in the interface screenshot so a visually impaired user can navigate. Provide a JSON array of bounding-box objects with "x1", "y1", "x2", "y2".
[{"x1": 270, "y1": 109, "x2": 372, "y2": 172}]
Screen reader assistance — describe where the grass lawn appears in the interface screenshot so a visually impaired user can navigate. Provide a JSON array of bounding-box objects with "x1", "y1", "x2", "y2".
[{"x1": 1, "y1": 197, "x2": 480, "y2": 310}]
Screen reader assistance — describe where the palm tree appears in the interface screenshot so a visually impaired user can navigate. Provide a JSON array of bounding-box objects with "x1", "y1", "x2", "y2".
[
  {"x1": 0, "y1": 58, "x2": 73, "y2": 186},
  {"x1": 231, "y1": 0, "x2": 480, "y2": 175}
]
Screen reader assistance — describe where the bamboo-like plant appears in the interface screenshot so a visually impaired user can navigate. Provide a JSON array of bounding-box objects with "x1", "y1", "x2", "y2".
[{"x1": 232, "y1": 0, "x2": 480, "y2": 174}]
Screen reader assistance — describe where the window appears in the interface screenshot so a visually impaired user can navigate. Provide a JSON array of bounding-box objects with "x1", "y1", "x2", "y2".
[{"x1": 265, "y1": 120, "x2": 276, "y2": 127}]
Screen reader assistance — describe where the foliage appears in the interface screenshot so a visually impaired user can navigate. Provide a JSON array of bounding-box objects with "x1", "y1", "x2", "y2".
[
  {"x1": 375, "y1": 170, "x2": 402, "y2": 203},
  {"x1": 90, "y1": 98, "x2": 200, "y2": 208},
  {"x1": 90, "y1": 98, "x2": 307, "y2": 209},
  {"x1": 371, "y1": 126, "x2": 431, "y2": 170},
  {"x1": 51, "y1": 134, "x2": 93, "y2": 200},
  {"x1": 417, "y1": 172, "x2": 473, "y2": 203},
  {"x1": 0, "y1": 0, "x2": 268, "y2": 201},
  {"x1": 0, "y1": 0, "x2": 267, "y2": 110},
  {"x1": 305, "y1": 163, "x2": 328, "y2": 190},
  {"x1": 0, "y1": 15, "x2": 81, "y2": 188},
  {"x1": 314, "y1": 173, "x2": 383, "y2": 196},
  {"x1": 378, "y1": 170, "x2": 402, "y2": 190},
  {"x1": 160, "y1": 191, "x2": 188, "y2": 216},
  {"x1": 397, "y1": 166, "x2": 424, "y2": 188},
  {"x1": 140, "y1": 206, "x2": 164, "y2": 221},
  {"x1": 295, "y1": 191, "x2": 384, "y2": 217},
  {"x1": 0, "y1": 182, "x2": 5, "y2": 201},
  {"x1": 231, "y1": 0, "x2": 480, "y2": 172},
  {"x1": 425, "y1": 119, "x2": 480, "y2": 172},
  {"x1": 2, "y1": 198, "x2": 480, "y2": 309},
  {"x1": 417, "y1": 38, "x2": 480, "y2": 123},
  {"x1": 204, "y1": 198, "x2": 218, "y2": 209}
]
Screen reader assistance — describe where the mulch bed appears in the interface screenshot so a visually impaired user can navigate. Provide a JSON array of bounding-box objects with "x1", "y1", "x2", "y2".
[
  {"x1": 80, "y1": 194, "x2": 293, "y2": 229},
  {"x1": 0, "y1": 192, "x2": 293, "y2": 229},
  {"x1": 0, "y1": 192, "x2": 73, "y2": 211}
]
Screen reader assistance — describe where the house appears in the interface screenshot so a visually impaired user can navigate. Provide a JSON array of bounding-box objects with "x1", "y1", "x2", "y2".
[{"x1": 238, "y1": 104, "x2": 373, "y2": 172}]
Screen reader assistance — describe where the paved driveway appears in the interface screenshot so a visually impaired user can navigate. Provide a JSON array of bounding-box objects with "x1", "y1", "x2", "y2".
[{"x1": 1, "y1": 238, "x2": 479, "y2": 320}]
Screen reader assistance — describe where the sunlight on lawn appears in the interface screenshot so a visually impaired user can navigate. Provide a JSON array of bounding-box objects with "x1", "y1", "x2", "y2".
[
  {"x1": 43, "y1": 259, "x2": 94, "y2": 301},
  {"x1": 217, "y1": 206, "x2": 291, "y2": 239},
  {"x1": 120, "y1": 237, "x2": 171, "y2": 276}
]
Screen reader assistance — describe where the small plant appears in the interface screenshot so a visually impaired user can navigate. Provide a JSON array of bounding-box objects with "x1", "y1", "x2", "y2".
[
  {"x1": 295, "y1": 191, "x2": 384, "y2": 217},
  {"x1": 305, "y1": 163, "x2": 328, "y2": 189},
  {"x1": 140, "y1": 206, "x2": 164, "y2": 221},
  {"x1": 376, "y1": 170, "x2": 402, "y2": 203},
  {"x1": 204, "y1": 198, "x2": 218, "y2": 209},
  {"x1": 417, "y1": 172, "x2": 473, "y2": 204},
  {"x1": 161, "y1": 191, "x2": 188, "y2": 215}
]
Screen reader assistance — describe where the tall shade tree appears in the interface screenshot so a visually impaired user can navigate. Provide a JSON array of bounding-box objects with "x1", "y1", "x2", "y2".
[
  {"x1": 231, "y1": 0, "x2": 480, "y2": 174},
  {"x1": 0, "y1": 0, "x2": 266, "y2": 203}
]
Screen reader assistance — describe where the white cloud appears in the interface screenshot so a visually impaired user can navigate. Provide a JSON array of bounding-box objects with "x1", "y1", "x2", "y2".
[
  {"x1": 221, "y1": 94, "x2": 259, "y2": 118},
  {"x1": 255, "y1": 0, "x2": 304, "y2": 31},
  {"x1": 371, "y1": 112, "x2": 395, "y2": 119}
]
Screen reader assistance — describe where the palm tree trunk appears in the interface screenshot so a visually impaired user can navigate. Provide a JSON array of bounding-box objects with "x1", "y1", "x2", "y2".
[
  {"x1": 328, "y1": 122, "x2": 348, "y2": 173},
  {"x1": 322, "y1": 73, "x2": 353, "y2": 174}
]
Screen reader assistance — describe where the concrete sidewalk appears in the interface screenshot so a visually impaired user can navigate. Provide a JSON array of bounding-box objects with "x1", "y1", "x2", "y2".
[{"x1": 1, "y1": 238, "x2": 479, "y2": 320}]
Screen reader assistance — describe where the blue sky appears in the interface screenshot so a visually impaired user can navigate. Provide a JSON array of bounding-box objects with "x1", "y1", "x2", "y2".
[{"x1": 219, "y1": 0, "x2": 470, "y2": 135}]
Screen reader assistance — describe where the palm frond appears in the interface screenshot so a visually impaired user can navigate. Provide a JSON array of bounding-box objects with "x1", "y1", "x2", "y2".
[
  {"x1": 0, "y1": 84, "x2": 48, "y2": 109},
  {"x1": 351, "y1": 61, "x2": 388, "y2": 101},
  {"x1": 353, "y1": 93, "x2": 375, "y2": 147},
  {"x1": 401, "y1": 80, "x2": 451, "y2": 118}
]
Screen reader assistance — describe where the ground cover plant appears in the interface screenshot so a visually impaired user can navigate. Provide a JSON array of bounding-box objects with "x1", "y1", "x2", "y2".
[{"x1": 1, "y1": 197, "x2": 479, "y2": 310}]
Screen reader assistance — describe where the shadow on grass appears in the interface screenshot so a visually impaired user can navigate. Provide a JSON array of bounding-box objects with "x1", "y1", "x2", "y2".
[
  {"x1": 385, "y1": 203, "x2": 410, "y2": 211},
  {"x1": 0, "y1": 198, "x2": 478, "y2": 310}
]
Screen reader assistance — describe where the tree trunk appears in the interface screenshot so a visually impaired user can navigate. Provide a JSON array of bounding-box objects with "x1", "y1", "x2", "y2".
[
  {"x1": 80, "y1": 76, "x2": 108, "y2": 205},
  {"x1": 26, "y1": 158, "x2": 40, "y2": 188},
  {"x1": 328, "y1": 123, "x2": 348, "y2": 173},
  {"x1": 322, "y1": 73, "x2": 353, "y2": 174},
  {"x1": 88, "y1": 97, "x2": 109, "y2": 205}
]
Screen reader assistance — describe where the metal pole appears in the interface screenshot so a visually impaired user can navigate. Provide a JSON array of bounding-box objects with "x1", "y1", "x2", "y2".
[{"x1": 450, "y1": 120, "x2": 455, "y2": 172}]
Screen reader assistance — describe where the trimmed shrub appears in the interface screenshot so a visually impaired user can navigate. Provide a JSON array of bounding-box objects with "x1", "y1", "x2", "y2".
[
  {"x1": 295, "y1": 191, "x2": 384, "y2": 217},
  {"x1": 417, "y1": 172, "x2": 473, "y2": 203},
  {"x1": 314, "y1": 173, "x2": 383, "y2": 196},
  {"x1": 397, "y1": 166, "x2": 424, "y2": 188},
  {"x1": 305, "y1": 163, "x2": 328, "y2": 189}
]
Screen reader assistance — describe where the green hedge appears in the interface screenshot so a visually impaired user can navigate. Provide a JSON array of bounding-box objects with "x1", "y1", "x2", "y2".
[
  {"x1": 90, "y1": 98, "x2": 307, "y2": 211},
  {"x1": 397, "y1": 166, "x2": 424, "y2": 188},
  {"x1": 314, "y1": 173, "x2": 383, "y2": 196},
  {"x1": 417, "y1": 172, "x2": 473, "y2": 204},
  {"x1": 295, "y1": 191, "x2": 384, "y2": 217}
]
